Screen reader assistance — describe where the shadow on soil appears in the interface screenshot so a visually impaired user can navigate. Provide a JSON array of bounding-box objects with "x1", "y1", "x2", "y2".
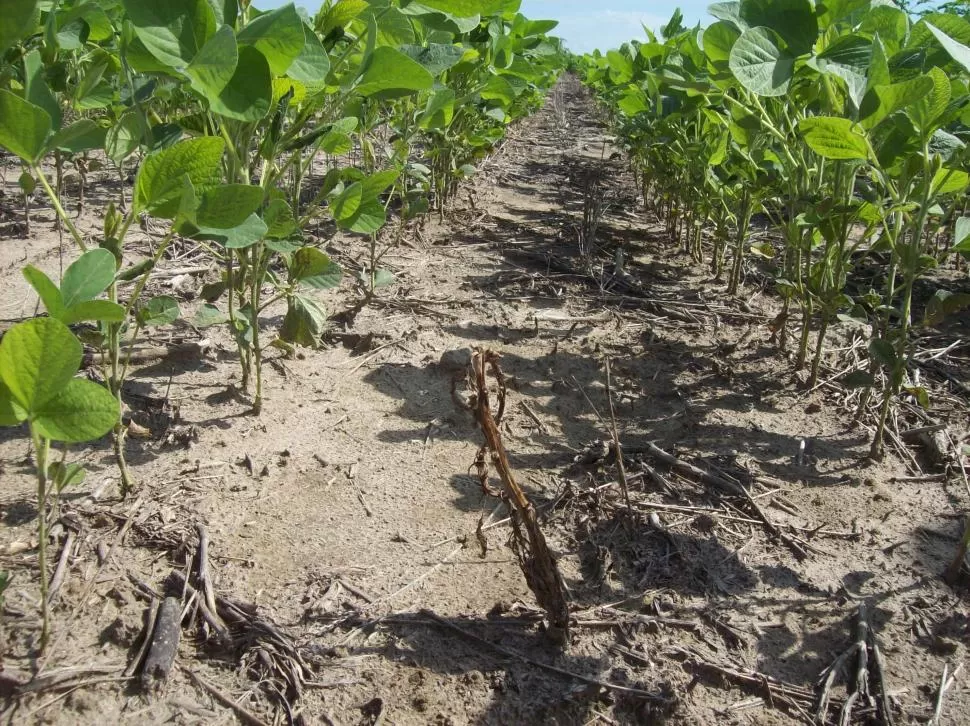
[{"x1": 354, "y1": 612, "x2": 677, "y2": 725}]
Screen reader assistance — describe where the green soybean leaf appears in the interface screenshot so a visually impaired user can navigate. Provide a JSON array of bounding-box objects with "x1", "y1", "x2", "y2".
[
  {"x1": 290, "y1": 248, "x2": 342, "y2": 289},
  {"x1": 134, "y1": 137, "x2": 226, "y2": 217},
  {"x1": 22, "y1": 266, "x2": 65, "y2": 319},
  {"x1": 61, "y1": 248, "x2": 116, "y2": 307},
  {"x1": 606, "y1": 50, "x2": 633, "y2": 83},
  {"x1": 925, "y1": 290, "x2": 970, "y2": 326},
  {"x1": 930, "y1": 129, "x2": 965, "y2": 161},
  {"x1": 408, "y1": 0, "x2": 506, "y2": 16},
  {"x1": 0, "y1": 380, "x2": 27, "y2": 426},
  {"x1": 122, "y1": 0, "x2": 217, "y2": 70},
  {"x1": 320, "y1": 129, "x2": 352, "y2": 154},
  {"x1": 137, "y1": 295, "x2": 180, "y2": 327},
  {"x1": 953, "y1": 217, "x2": 970, "y2": 251},
  {"x1": 49, "y1": 119, "x2": 107, "y2": 154},
  {"x1": 419, "y1": 88, "x2": 455, "y2": 129},
  {"x1": 868, "y1": 338, "x2": 897, "y2": 369},
  {"x1": 104, "y1": 111, "x2": 147, "y2": 164},
  {"x1": 194, "y1": 303, "x2": 229, "y2": 327},
  {"x1": 360, "y1": 169, "x2": 399, "y2": 197},
  {"x1": 861, "y1": 6, "x2": 908, "y2": 54},
  {"x1": 60, "y1": 300, "x2": 126, "y2": 324},
  {"x1": 196, "y1": 184, "x2": 264, "y2": 228},
  {"x1": 208, "y1": 45, "x2": 272, "y2": 121},
  {"x1": 740, "y1": 0, "x2": 817, "y2": 55},
  {"x1": 840, "y1": 370, "x2": 875, "y2": 388},
  {"x1": 860, "y1": 75, "x2": 934, "y2": 130},
  {"x1": 32, "y1": 377, "x2": 118, "y2": 443},
  {"x1": 373, "y1": 6, "x2": 417, "y2": 46},
  {"x1": 932, "y1": 168, "x2": 970, "y2": 196},
  {"x1": 0, "y1": 0, "x2": 38, "y2": 56},
  {"x1": 198, "y1": 213, "x2": 268, "y2": 248},
  {"x1": 617, "y1": 89, "x2": 648, "y2": 117},
  {"x1": 264, "y1": 199, "x2": 297, "y2": 239},
  {"x1": 0, "y1": 318, "x2": 81, "y2": 412},
  {"x1": 206, "y1": 0, "x2": 238, "y2": 26},
  {"x1": 729, "y1": 27, "x2": 794, "y2": 97},
  {"x1": 401, "y1": 43, "x2": 465, "y2": 75},
  {"x1": 319, "y1": 0, "x2": 368, "y2": 34},
  {"x1": 56, "y1": 15, "x2": 89, "y2": 50},
  {"x1": 186, "y1": 24, "x2": 238, "y2": 97},
  {"x1": 24, "y1": 50, "x2": 61, "y2": 131},
  {"x1": 909, "y1": 66, "x2": 950, "y2": 132},
  {"x1": 280, "y1": 294, "x2": 328, "y2": 348},
  {"x1": 868, "y1": 34, "x2": 890, "y2": 91},
  {"x1": 265, "y1": 238, "x2": 302, "y2": 253},
  {"x1": 287, "y1": 24, "x2": 330, "y2": 83},
  {"x1": 331, "y1": 183, "x2": 363, "y2": 223},
  {"x1": 48, "y1": 461, "x2": 86, "y2": 491},
  {"x1": 818, "y1": 0, "x2": 869, "y2": 30},
  {"x1": 709, "y1": 2, "x2": 746, "y2": 29},
  {"x1": 799, "y1": 117, "x2": 871, "y2": 161},
  {"x1": 927, "y1": 21, "x2": 970, "y2": 73},
  {"x1": 372, "y1": 268, "x2": 395, "y2": 288},
  {"x1": 356, "y1": 46, "x2": 433, "y2": 99},
  {"x1": 238, "y1": 3, "x2": 304, "y2": 76},
  {"x1": 348, "y1": 197, "x2": 387, "y2": 234},
  {"x1": 704, "y1": 21, "x2": 741, "y2": 63},
  {"x1": 0, "y1": 89, "x2": 51, "y2": 163}
]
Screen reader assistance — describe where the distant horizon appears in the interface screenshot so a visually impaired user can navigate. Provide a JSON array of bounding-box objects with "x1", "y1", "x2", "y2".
[{"x1": 251, "y1": 1, "x2": 712, "y2": 54}]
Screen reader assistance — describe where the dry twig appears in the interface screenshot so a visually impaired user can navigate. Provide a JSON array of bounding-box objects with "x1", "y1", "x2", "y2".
[{"x1": 461, "y1": 347, "x2": 570, "y2": 643}]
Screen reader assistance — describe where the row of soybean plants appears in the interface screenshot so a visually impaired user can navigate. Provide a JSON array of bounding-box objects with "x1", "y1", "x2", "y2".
[
  {"x1": 0, "y1": 0, "x2": 564, "y2": 648},
  {"x1": 580, "y1": 1, "x2": 970, "y2": 461}
]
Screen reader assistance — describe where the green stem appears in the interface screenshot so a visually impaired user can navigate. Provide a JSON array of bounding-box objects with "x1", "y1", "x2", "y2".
[
  {"x1": 30, "y1": 425, "x2": 51, "y2": 651},
  {"x1": 250, "y1": 245, "x2": 263, "y2": 414},
  {"x1": 32, "y1": 166, "x2": 88, "y2": 251}
]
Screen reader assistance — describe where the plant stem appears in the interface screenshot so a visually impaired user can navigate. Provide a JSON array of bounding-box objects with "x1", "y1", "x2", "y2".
[
  {"x1": 250, "y1": 245, "x2": 263, "y2": 414},
  {"x1": 32, "y1": 165, "x2": 88, "y2": 251},
  {"x1": 30, "y1": 425, "x2": 51, "y2": 651}
]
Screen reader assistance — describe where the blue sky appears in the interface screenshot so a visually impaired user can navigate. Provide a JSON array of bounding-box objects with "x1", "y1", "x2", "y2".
[
  {"x1": 252, "y1": 1, "x2": 713, "y2": 54},
  {"x1": 519, "y1": 1, "x2": 710, "y2": 52}
]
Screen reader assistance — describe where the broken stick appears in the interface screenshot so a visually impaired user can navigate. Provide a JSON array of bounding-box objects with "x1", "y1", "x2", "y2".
[{"x1": 463, "y1": 347, "x2": 570, "y2": 643}]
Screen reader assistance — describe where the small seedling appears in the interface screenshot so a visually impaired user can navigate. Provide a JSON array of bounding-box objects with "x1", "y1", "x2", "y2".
[{"x1": 0, "y1": 317, "x2": 118, "y2": 650}]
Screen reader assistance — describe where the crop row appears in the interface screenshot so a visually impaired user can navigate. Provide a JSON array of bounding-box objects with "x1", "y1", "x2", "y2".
[
  {"x1": 581, "y1": 2, "x2": 970, "y2": 457},
  {"x1": 0, "y1": 0, "x2": 565, "y2": 648},
  {"x1": 579, "y1": 1, "x2": 970, "y2": 581}
]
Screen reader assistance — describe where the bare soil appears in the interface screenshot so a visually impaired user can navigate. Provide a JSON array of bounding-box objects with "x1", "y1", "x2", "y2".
[{"x1": 1, "y1": 76, "x2": 969, "y2": 726}]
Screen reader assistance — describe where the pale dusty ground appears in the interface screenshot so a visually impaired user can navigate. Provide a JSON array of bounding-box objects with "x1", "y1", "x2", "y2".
[{"x1": 0, "y1": 76, "x2": 968, "y2": 725}]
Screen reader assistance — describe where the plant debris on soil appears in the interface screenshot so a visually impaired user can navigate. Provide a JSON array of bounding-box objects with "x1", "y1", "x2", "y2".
[{"x1": 1, "y1": 75, "x2": 969, "y2": 725}]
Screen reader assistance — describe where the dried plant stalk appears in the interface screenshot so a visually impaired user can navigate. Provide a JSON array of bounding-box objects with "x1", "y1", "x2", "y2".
[{"x1": 467, "y1": 347, "x2": 570, "y2": 643}]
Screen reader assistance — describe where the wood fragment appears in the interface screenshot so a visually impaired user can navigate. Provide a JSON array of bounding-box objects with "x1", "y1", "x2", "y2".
[
  {"x1": 46, "y1": 528, "x2": 76, "y2": 605},
  {"x1": 39, "y1": 496, "x2": 146, "y2": 669},
  {"x1": 125, "y1": 597, "x2": 160, "y2": 678},
  {"x1": 605, "y1": 357, "x2": 634, "y2": 521},
  {"x1": 465, "y1": 348, "x2": 570, "y2": 643},
  {"x1": 668, "y1": 646, "x2": 823, "y2": 725},
  {"x1": 929, "y1": 662, "x2": 963, "y2": 726},
  {"x1": 518, "y1": 400, "x2": 548, "y2": 434},
  {"x1": 181, "y1": 666, "x2": 271, "y2": 726},
  {"x1": 141, "y1": 596, "x2": 182, "y2": 689},
  {"x1": 82, "y1": 340, "x2": 210, "y2": 368},
  {"x1": 13, "y1": 665, "x2": 121, "y2": 694},
  {"x1": 634, "y1": 442, "x2": 812, "y2": 559},
  {"x1": 194, "y1": 523, "x2": 229, "y2": 641}
]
